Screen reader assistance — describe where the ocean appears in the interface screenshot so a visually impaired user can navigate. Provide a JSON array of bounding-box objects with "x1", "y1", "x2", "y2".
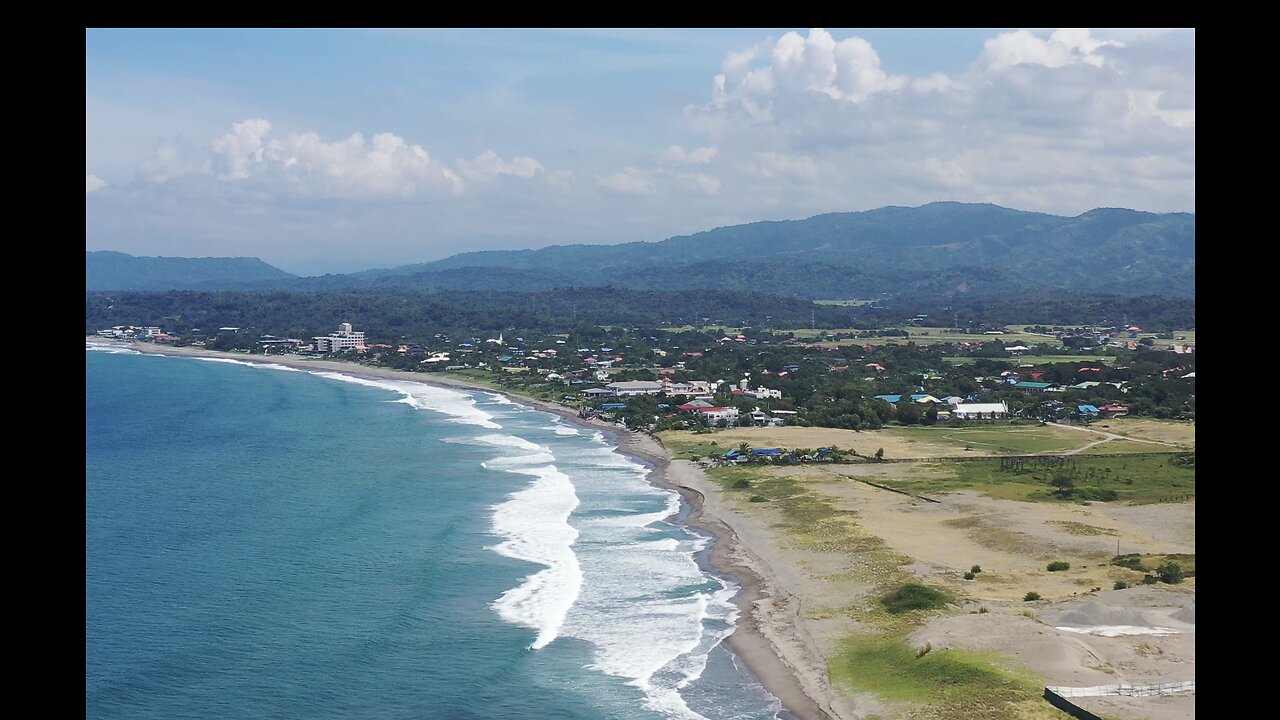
[{"x1": 86, "y1": 347, "x2": 783, "y2": 720}]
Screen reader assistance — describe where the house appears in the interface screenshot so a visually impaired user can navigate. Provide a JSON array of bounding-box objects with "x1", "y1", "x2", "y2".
[
  {"x1": 696, "y1": 407, "x2": 740, "y2": 424},
  {"x1": 1078, "y1": 404, "x2": 1101, "y2": 416},
  {"x1": 865, "y1": 362, "x2": 887, "y2": 372},
  {"x1": 600, "y1": 403, "x2": 628, "y2": 411},
  {"x1": 584, "y1": 388, "x2": 614, "y2": 399},
  {"x1": 1098, "y1": 403, "x2": 1130, "y2": 418},
  {"x1": 909, "y1": 394, "x2": 942, "y2": 404},
  {"x1": 952, "y1": 402, "x2": 1009, "y2": 421},
  {"x1": 662, "y1": 381, "x2": 695, "y2": 396},
  {"x1": 750, "y1": 448, "x2": 783, "y2": 458},
  {"x1": 678, "y1": 400, "x2": 715, "y2": 410},
  {"x1": 1013, "y1": 381, "x2": 1055, "y2": 392},
  {"x1": 874, "y1": 394, "x2": 902, "y2": 404},
  {"x1": 941, "y1": 396, "x2": 964, "y2": 407},
  {"x1": 1071, "y1": 381, "x2": 1101, "y2": 390},
  {"x1": 746, "y1": 386, "x2": 782, "y2": 400}
]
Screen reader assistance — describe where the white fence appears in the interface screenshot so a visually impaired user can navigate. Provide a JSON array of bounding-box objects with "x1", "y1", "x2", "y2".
[{"x1": 1047, "y1": 681, "x2": 1195, "y2": 698}]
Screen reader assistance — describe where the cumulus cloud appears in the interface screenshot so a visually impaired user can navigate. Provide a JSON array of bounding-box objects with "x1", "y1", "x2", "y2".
[
  {"x1": 195, "y1": 120, "x2": 554, "y2": 197},
  {"x1": 662, "y1": 145, "x2": 717, "y2": 164},
  {"x1": 211, "y1": 118, "x2": 271, "y2": 180},
  {"x1": 675, "y1": 27, "x2": 1194, "y2": 215},
  {"x1": 598, "y1": 167, "x2": 655, "y2": 195},
  {"x1": 86, "y1": 174, "x2": 107, "y2": 193},
  {"x1": 457, "y1": 150, "x2": 544, "y2": 181},
  {"x1": 979, "y1": 28, "x2": 1124, "y2": 71}
]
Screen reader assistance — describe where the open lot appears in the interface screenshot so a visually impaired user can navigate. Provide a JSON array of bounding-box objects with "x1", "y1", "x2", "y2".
[
  {"x1": 659, "y1": 423, "x2": 1176, "y2": 462},
  {"x1": 700, "y1": 456, "x2": 1195, "y2": 720}
]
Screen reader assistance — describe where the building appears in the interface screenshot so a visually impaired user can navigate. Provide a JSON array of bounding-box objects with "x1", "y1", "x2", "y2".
[
  {"x1": 313, "y1": 322, "x2": 366, "y2": 353},
  {"x1": 696, "y1": 406, "x2": 740, "y2": 424},
  {"x1": 952, "y1": 402, "x2": 1009, "y2": 421},
  {"x1": 605, "y1": 381, "x2": 665, "y2": 396}
]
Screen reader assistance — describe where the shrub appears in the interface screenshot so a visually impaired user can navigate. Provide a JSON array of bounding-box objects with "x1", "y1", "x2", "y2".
[
  {"x1": 978, "y1": 606, "x2": 989, "y2": 614},
  {"x1": 731, "y1": 478, "x2": 751, "y2": 489},
  {"x1": 1112, "y1": 554, "x2": 1145, "y2": 571},
  {"x1": 916, "y1": 642, "x2": 932, "y2": 658},
  {"x1": 748, "y1": 495, "x2": 768, "y2": 503},
  {"x1": 1157, "y1": 562, "x2": 1184, "y2": 584},
  {"x1": 1046, "y1": 561, "x2": 1071, "y2": 572},
  {"x1": 963, "y1": 571, "x2": 976, "y2": 580},
  {"x1": 880, "y1": 583, "x2": 952, "y2": 614},
  {"x1": 1113, "y1": 581, "x2": 1129, "y2": 590},
  {"x1": 970, "y1": 565, "x2": 982, "y2": 574},
  {"x1": 1023, "y1": 592, "x2": 1042, "y2": 601},
  {"x1": 1141, "y1": 574, "x2": 1159, "y2": 585}
]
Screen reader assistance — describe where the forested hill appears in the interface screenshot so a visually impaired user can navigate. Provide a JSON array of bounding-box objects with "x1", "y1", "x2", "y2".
[
  {"x1": 88, "y1": 203, "x2": 1195, "y2": 298},
  {"x1": 343, "y1": 202, "x2": 1196, "y2": 299},
  {"x1": 86, "y1": 251, "x2": 296, "y2": 291}
]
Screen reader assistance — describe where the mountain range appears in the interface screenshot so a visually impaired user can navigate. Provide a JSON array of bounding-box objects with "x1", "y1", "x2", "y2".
[{"x1": 87, "y1": 202, "x2": 1195, "y2": 299}]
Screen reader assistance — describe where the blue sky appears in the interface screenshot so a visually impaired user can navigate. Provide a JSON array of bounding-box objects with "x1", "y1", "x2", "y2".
[{"x1": 86, "y1": 28, "x2": 1195, "y2": 275}]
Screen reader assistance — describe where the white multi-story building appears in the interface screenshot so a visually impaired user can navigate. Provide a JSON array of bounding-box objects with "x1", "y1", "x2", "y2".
[{"x1": 313, "y1": 322, "x2": 366, "y2": 353}]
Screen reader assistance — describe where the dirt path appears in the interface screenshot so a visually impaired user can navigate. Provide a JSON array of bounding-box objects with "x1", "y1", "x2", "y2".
[{"x1": 1046, "y1": 422, "x2": 1180, "y2": 455}]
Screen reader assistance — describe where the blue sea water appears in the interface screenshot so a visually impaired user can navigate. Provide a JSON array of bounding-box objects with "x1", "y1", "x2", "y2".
[{"x1": 86, "y1": 347, "x2": 783, "y2": 720}]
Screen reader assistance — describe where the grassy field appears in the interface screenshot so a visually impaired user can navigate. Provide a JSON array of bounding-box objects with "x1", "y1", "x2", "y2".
[
  {"x1": 707, "y1": 464, "x2": 1060, "y2": 718},
  {"x1": 871, "y1": 454, "x2": 1195, "y2": 505},
  {"x1": 1092, "y1": 418, "x2": 1195, "y2": 448},
  {"x1": 828, "y1": 637, "x2": 1055, "y2": 720},
  {"x1": 886, "y1": 425, "x2": 1097, "y2": 455},
  {"x1": 659, "y1": 425, "x2": 1172, "y2": 465}
]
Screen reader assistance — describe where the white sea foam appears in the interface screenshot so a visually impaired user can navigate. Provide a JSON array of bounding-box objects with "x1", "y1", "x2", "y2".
[
  {"x1": 193, "y1": 357, "x2": 302, "y2": 372},
  {"x1": 490, "y1": 464, "x2": 582, "y2": 650},
  {"x1": 85, "y1": 344, "x2": 141, "y2": 354},
  {"x1": 310, "y1": 372, "x2": 501, "y2": 428},
  {"x1": 482, "y1": 413, "x2": 772, "y2": 717}
]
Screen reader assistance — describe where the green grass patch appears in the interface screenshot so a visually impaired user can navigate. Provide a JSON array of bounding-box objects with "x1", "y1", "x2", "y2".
[
  {"x1": 881, "y1": 583, "x2": 953, "y2": 614},
  {"x1": 874, "y1": 454, "x2": 1194, "y2": 505},
  {"x1": 829, "y1": 635, "x2": 1044, "y2": 718},
  {"x1": 1047, "y1": 521, "x2": 1118, "y2": 536},
  {"x1": 887, "y1": 425, "x2": 1094, "y2": 455}
]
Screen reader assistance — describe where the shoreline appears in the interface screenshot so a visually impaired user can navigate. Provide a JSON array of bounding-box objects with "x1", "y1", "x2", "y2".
[{"x1": 92, "y1": 341, "x2": 842, "y2": 720}]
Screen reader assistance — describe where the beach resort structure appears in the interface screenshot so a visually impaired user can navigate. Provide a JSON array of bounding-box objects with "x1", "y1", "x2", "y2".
[
  {"x1": 605, "y1": 381, "x2": 666, "y2": 396},
  {"x1": 313, "y1": 322, "x2": 366, "y2": 353}
]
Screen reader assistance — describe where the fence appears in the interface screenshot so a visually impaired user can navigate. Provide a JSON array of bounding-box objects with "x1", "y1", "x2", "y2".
[
  {"x1": 1048, "y1": 681, "x2": 1195, "y2": 698},
  {"x1": 1043, "y1": 681, "x2": 1194, "y2": 719}
]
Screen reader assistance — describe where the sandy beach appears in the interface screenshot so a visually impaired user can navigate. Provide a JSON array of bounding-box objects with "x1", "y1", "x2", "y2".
[{"x1": 94, "y1": 341, "x2": 843, "y2": 720}]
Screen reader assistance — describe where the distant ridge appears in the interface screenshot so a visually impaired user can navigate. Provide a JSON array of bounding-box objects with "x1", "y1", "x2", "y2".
[
  {"x1": 86, "y1": 251, "x2": 297, "y2": 291},
  {"x1": 88, "y1": 202, "x2": 1194, "y2": 298}
]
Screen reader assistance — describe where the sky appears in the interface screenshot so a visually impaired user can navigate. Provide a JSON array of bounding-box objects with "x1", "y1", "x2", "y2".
[{"x1": 86, "y1": 28, "x2": 1195, "y2": 276}]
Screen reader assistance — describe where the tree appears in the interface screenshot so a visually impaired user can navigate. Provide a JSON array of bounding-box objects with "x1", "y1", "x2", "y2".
[
  {"x1": 896, "y1": 400, "x2": 923, "y2": 425},
  {"x1": 1157, "y1": 562, "x2": 1184, "y2": 584},
  {"x1": 874, "y1": 448, "x2": 885, "y2": 462}
]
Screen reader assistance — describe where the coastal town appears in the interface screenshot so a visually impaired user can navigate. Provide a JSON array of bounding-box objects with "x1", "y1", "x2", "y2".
[{"x1": 96, "y1": 318, "x2": 1194, "y2": 434}]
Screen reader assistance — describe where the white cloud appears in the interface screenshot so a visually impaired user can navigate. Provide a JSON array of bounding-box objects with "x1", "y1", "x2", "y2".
[
  {"x1": 457, "y1": 149, "x2": 544, "y2": 181},
  {"x1": 662, "y1": 145, "x2": 717, "y2": 164},
  {"x1": 86, "y1": 175, "x2": 107, "y2": 193},
  {"x1": 978, "y1": 28, "x2": 1124, "y2": 72},
  {"x1": 676, "y1": 28, "x2": 1194, "y2": 216},
  {"x1": 598, "y1": 167, "x2": 655, "y2": 195},
  {"x1": 211, "y1": 118, "x2": 272, "y2": 180},
  {"x1": 202, "y1": 120, "x2": 555, "y2": 197}
]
